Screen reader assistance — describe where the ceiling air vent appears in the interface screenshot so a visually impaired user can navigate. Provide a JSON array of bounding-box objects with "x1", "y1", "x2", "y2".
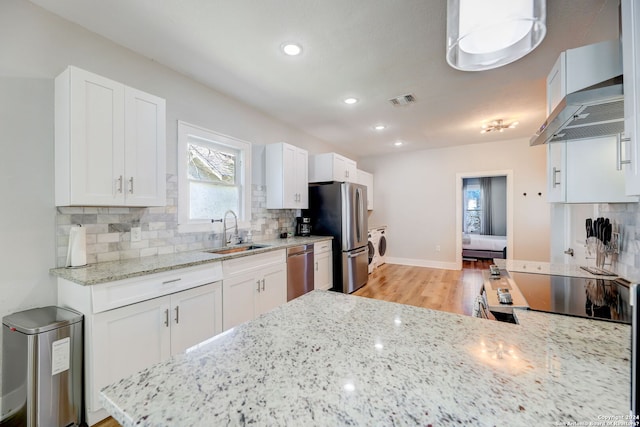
[{"x1": 389, "y1": 93, "x2": 416, "y2": 106}]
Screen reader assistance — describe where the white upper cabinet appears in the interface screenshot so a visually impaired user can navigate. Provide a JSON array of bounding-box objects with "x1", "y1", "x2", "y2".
[
  {"x1": 55, "y1": 66, "x2": 166, "y2": 206},
  {"x1": 266, "y1": 142, "x2": 308, "y2": 209},
  {"x1": 546, "y1": 40, "x2": 622, "y2": 115},
  {"x1": 356, "y1": 169, "x2": 374, "y2": 210},
  {"x1": 547, "y1": 136, "x2": 637, "y2": 203},
  {"x1": 622, "y1": 0, "x2": 640, "y2": 195},
  {"x1": 309, "y1": 152, "x2": 357, "y2": 183}
]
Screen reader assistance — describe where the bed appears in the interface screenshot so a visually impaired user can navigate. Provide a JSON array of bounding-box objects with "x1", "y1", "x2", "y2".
[{"x1": 462, "y1": 234, "x2": 506, "y2": 259}]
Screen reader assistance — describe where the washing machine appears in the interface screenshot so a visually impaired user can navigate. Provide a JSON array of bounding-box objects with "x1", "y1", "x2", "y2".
[
  {"x1": 367, "y1": 228, "x2": 378, "y2": 274},
  {"x1": 373, "y1": 226, "x2": 387, "y2": 267}
]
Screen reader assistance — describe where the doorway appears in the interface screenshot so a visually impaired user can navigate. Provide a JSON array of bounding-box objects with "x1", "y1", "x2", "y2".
[{"x1": 455, "y1": 170, "x2": 514, "y2": 270}]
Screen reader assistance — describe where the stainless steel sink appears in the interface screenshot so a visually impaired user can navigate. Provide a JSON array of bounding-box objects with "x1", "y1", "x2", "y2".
[{"x1": 205, "y1": 244, "x2": 270, "y2": 255}]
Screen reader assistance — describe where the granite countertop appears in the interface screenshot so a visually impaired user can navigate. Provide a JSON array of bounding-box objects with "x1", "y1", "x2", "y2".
[
  {"x1": 50, "y1": 236, "x2": 332, "y2": 286},
  {"x1": 100, "y1": 290, "x2": 630, "y2": 427}
]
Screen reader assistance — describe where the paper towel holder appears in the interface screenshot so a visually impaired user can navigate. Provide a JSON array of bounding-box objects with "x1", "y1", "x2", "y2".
[{"x1": 66, "y1": 224, "x2": 88, "y2": 268}]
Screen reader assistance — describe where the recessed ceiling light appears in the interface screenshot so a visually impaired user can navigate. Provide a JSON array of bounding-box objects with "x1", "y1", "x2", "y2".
[
  {"x1": 281, "y1": 43, "x2": 302, "y2": 56},
  {"x1": 374, "y1": 124, "x2": 386, "y2": 131},
  {"x1": 393, "y1": 141, "x2": 403, "y2": 147},
  {"x1": 343, "y1": 97, "x2": 358, "y2": 105}
]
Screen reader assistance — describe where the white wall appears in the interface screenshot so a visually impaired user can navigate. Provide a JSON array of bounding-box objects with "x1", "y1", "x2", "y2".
[
  {"x1": 360, "y1": 138, "x2": 550, "y2": 267},
  {"x1": 0, "y1": 77, "x2": 58, "y2": 317}
]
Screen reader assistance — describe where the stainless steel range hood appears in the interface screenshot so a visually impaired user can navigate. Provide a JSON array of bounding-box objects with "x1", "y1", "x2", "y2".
[{"x1": 529, "y1": 75, "x2": 624, "y2": 146}]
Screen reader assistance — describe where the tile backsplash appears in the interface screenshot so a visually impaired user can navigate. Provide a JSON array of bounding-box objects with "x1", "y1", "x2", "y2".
[
  {"x1": 55, "y1": 174, "x2": 297, "y2": 267},
  {"x1": 596, "y1": 202, "x2": 640, "y2": 281}
]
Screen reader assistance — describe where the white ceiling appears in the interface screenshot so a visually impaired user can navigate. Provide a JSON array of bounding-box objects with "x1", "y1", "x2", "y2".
[{"x1": 30, "y1": 0, "x2": 620, "y2": 157}]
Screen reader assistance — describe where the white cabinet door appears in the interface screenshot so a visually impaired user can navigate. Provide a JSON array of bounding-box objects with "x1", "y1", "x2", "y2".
[
  {"x1": 266, "y1": 142, "x2": 309, "y2": 209},
  {"x1": 222, "y1": 273, "x2": 258, "y2": 330},
  {"x1": 622, "y1": 0, "x2": 640, "y2": 195},
  {"x1": 294, "y1": 147, "x2": 309, "y2": 207},
  {"x1": 566, "y1": 136, "x2": 636, "y2": 203},
  {"x1": 91, "y1": 296, "x2": 171, "y2": 412},
  {"x1": 124, "y1": 86, "x2": 166, "y2": 206},
  {"x1": 344, "y1": 157, "x2": 357, "y2": 183},
  {"x1": 314, "y1": 250, "x2": 332, "y2": 291},
  {"x1": 357, "y1": 169, "x2": 374, "y2": 210},
  {"x1": 170, "y1": 282, "x2": 222, "y2": 355},
  {"x1": 256, "y1": 263, "x2": 287, "y2": 317},
  {"x1": 547, "y1": 143, "x2": 566, "y2": 202},
  {"x1": 546, "y1": 53, "x2": 565, "y2": 116},
  {"x1": 282, "y1": 143, "x2": 297, "y2": 206},
  {"x1": 56, "y1": 66, "x2": 125, "y2": 206}
]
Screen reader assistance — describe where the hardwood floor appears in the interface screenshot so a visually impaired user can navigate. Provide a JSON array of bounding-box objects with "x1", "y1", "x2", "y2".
[
  {"x1": 354, "y1": 260, "x2": 492, "y2": 316},
  {"x1": 91, "y1": 260, "x2": 492, "y2": 427}
]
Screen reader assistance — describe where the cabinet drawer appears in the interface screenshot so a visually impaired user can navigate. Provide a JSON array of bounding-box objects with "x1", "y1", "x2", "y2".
[
  {"x1": 223, "y1": 250, "x2": 286, "y2": 277},
  {"x1": 314, "y1": 240, "x2": 331, "y2": 254},
  {"x1": 92, "y1": 262, "x2": 222, "y2": 313}
]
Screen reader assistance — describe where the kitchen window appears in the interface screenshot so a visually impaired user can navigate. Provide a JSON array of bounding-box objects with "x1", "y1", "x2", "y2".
[{"x1": 177, "y1": 121, "x2": 251, "y2": 232}]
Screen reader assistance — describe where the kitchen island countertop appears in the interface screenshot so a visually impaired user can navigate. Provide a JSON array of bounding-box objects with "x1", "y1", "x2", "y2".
[{"x1": 100, "y1": 290, "x2": 630, "y2": 427}]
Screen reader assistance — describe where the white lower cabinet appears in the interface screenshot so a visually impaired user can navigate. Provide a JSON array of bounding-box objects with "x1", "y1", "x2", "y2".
[
  {"x1": 58, "y1": 263, "x2": 223, "y2": 426},
  {"x1": 314, "y1": 241, "x2": 333, "y2": 291},
  {"x1": 222, "y1": 249, "x2": 287, "y2": 330},
  {"x1": 92, "y1": 283, "x2": 221, "y2": 411}
]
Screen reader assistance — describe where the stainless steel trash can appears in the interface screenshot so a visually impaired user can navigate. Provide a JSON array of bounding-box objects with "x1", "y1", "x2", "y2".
[{"x1": 1, "y1": 306, "x2": 83, "y2": 427}]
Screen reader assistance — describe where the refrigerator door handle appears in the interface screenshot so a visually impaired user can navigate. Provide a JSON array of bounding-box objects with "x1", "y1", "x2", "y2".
[
  {"x1": 348, "y1": 247, "x2": 367, "y2": 258},
  {"x1": 356, "y1": 187, "x2": 366, "y2": 244}
]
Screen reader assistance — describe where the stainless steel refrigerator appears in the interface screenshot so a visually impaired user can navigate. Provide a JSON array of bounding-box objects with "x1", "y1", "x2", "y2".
[{"x1": 306, "y1": 182, "x2": 368, "y2": 293}]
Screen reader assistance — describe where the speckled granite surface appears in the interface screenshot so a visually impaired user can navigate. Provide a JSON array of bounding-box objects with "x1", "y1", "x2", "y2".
[
  {"x1": 100, "y1": 290, "x2": 630, "y2": 427},
  {"x1": 49, "y1": 236, "x2": 331, "y2": 285}
]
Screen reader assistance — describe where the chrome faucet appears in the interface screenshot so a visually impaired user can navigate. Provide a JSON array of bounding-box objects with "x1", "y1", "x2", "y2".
[{"x1": 223, "y1": 210, "x2": 238, "y2": 246}]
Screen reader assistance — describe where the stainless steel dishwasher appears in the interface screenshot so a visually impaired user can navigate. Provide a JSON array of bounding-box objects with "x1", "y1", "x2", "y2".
[{"x1": 287, "y1": 244, "x2": 314, "y2": 301}]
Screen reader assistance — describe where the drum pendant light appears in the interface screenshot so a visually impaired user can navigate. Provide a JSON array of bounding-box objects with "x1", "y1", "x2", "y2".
[{"x1": 446, "y1": 0, "x2": 546, "y2": 71}]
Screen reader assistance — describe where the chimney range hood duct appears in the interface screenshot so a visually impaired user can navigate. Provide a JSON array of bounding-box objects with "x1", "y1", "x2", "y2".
[{"x1": 530, "y1": 39, "x2": 624, "y2": 146}]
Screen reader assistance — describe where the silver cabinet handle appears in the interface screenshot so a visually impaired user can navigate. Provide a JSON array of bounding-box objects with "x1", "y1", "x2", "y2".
[
  {"x1": 116, "y1": 175, "x2": 123, "y2": 193},
  {"x1": 164, "y1": 309, "x2": 169, "y2": 327},
  {"x1": 175, "y1": 306, "x2": 180, "y2": 324},
  {"x1": 257, "y1": 280, "x2": 261, "y2": 293},
  {"x1": 315, "y1": 261, "x2": 318, "y2": 271},
  {"x1": 261, "y1": 278, "x2": 266, "y2": 291},
  {"x1": 128, "y1": 176, "x2": 134, "y2": 194},
  {"x1": 552, "y1": 167, "x2": 561, "y2": 188},
  {"x1": 617, "y1": 133, "x2": 632, "y2": 171},
  {"x1": 162, "y1": 278, "x2": 181, "y2": 285}
]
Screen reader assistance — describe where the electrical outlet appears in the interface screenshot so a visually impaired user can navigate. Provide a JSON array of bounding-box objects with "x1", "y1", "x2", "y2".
[
  {"x1": 436, "y1": 245, "x2": 441, "y2": 252},
  {"x1": 131, "y1": 227, "x2": 142, "y2": 242}
]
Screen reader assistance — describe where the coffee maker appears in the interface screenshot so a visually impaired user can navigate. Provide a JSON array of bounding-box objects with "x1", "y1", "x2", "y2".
[{"x1": 296, "y1": 217, "x2": 312, "y2": 236}]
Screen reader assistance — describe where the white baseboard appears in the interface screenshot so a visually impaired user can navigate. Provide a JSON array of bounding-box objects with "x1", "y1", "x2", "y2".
[{"x1": 386, "y1": 257, "x2": 459, "y2": 270}]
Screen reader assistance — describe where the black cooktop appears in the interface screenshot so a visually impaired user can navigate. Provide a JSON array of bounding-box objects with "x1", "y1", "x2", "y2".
[{"x1": 509, "y1": 271, "x2": 631, "y2": 324}]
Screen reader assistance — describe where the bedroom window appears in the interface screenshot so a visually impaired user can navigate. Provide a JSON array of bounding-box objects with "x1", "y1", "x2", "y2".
[
  {"x1": 464, "y1": 180, "x2": 482, "y2": 233},
  {"x1": 462, "y1": 176, "x2": 507, "y2": 236}
]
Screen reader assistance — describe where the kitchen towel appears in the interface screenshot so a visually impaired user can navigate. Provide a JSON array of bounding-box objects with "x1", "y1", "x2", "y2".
[{"x1": 66, "y1": 225, "x2": 87, "y2": 267}]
